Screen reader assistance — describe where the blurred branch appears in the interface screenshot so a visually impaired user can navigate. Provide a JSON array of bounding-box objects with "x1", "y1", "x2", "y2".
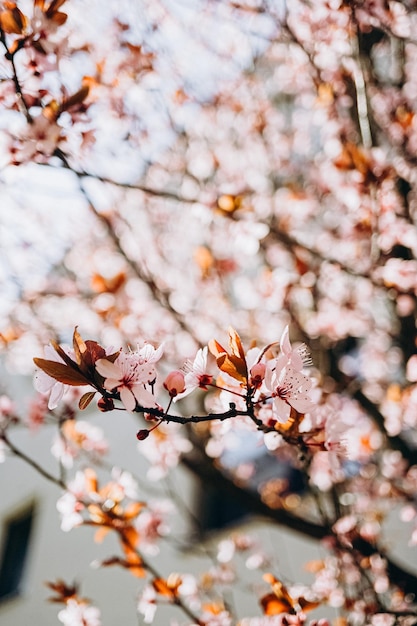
[
  {"x1": 53, "y1": 150, "x2": 200, "y2": 342},
  {"x1": 182, "y1": 445, "x2": 417, "y2": 595}
]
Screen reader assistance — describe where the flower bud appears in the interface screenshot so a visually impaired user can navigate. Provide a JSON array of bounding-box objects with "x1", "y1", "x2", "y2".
[
  {"x1": 250, "y1": 362, "x2": 266, "y2": 388},
  {"x1": 136, "y1": 429, "x2": 149, "y2": 440},
  {"x1": 97, "y1": 396, "x2": 114, "y2": 412},
  {"x1": 163, "y1": 370, "x2": 186, "y2": 397}
]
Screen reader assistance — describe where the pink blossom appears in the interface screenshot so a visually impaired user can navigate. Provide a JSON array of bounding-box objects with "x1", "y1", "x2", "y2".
[
  {"x1": 95, "y1": 343, "x2": 163, "y2": 411},
  {"x1": 56, "y1": 470, "x2": 98, "y2": 531},
  {"x1": 276, "y1": 325, "x2": 311, "y2": 372},
  {"x1": 139, "y1": 423, "x2": 193, "y2": 480},
  {"x1": 51, "y1": 420, "x2": 108, "y2": 468},
  {"x1": 406, "y1": 355, "x2": 417, "y2": 382},
  {"x1": 28, "y1": 394, "x2": 48, "y2": 430},
  {"x1": 13, "y1": 113, "x2": 62, "y2": 163},
  {"x1": 135, "y1": 499, "x2": 174, "y2": 555},
  {"x1": 174, "y1": 347, "x2": 213, "y2": 401},
  {"x1": 58, "y1": 599, "x2": 101, "y2": 626},
  {"x1": 264, "y1": 361, "x2": 315, "y2": 422},
  {"x1": 137, "y1": 585, "x2": 157, "y2": 624}
]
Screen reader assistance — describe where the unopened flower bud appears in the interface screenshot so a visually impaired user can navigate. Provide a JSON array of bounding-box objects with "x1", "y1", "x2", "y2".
[
  {"x1": 97, "y1": 396, "x2": 114, "y2": 412},
  {"x1": 163, "y1": 370, "x2": 186, "y2": 397},
  {"x1": 136, "y1": 429, "x2": 149, "y2": 440},
  {"x1": 250, "y1": 362, "x2": 266, "y2": 387}
]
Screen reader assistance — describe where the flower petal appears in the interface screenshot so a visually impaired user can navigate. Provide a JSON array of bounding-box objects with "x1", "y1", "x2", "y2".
[
  {"x1": 96, "y1": 358, "x2": 121, "y2": 379},
  {"x1": 133, "y1": 385, "x2": 157, "y2": 408},
  {"x1": 48, "y1": 382, "x2": 66, "y2": 410},
  {"x1": 120, "y1": 386, "x2": 136, "y2": 412}
]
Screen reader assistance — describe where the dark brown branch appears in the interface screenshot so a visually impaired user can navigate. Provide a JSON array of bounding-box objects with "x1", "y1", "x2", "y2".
[
  {"x1": 182, "y1": 447, "x2": 417, "y2": 596},
  {"x1": 0, "y1": 28, "x2": 32, "y2": 121}
]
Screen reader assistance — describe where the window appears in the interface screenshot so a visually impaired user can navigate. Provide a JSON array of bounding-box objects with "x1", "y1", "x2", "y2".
[{"x1": 0, "y1": 504, "x2": 36, "y2": 601}]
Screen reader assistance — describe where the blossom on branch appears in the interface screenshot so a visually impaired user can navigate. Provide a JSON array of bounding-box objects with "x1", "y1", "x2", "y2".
[
  {"x1": 264, "y1": 362, "x2": 315, "y2": 423},
  {"x1": 174, "y1": 346, "x2": 213, "y2": 401},
  {"x1": 95, "y1": 344, "x2": 163, "y2": 411},
  {"x1": 57, "y1": 599, "x2": 101, "y2": 626}
]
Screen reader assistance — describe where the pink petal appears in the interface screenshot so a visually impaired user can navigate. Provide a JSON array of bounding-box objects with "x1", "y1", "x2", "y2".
[
  {"x1": 95, "y1": 358, "x2": 121, "y2": 379},
  {"x1": 34, "y1": 370, "x2": 55, "y2": 393},
  {"x1": 273, "y1": 397, "x2": 291, "y2": 422},
  {"x1": 103, "y1": 378, "x2": 122, "y2": 392},
  {"x1": 133, "y1": 385, "x2": 157, "y2": 408},
  {"x1": 48, "y1": 382, "x2": 65, "y2": 410},
  {"x1": 279, "y1": 325, "x2": 291, "y2": 355},
  {"x1": 120, "y1": 387, "x2": 136, "y2": 412}
]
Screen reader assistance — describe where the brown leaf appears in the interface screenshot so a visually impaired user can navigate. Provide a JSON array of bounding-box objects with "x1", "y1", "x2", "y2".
[
  {"x1": 78, "y1": 391, "x2": 96, "y2": 410},
  {"x1": 299, "y1": 597, "x2": 320, "y2": 612},
  {"x1": 73, "y1": 327, "x2": 87, "y2": 367},
  {"x1": 0, "y1": 5, "x2": 28, "y2": 34},
  {"x1": 93, "y1": 526, "x2": 110, "y2": 543},
  {"x1": 152, "y1": 577, "x2": 176, "y2": 599},
  {"x1": 123, "y1": 501, "x2": 145, "y2": 520},
  {"x1": 45, "y1": 579, "x2": 78, "y2": 603},
  {"x1": 208, "y1": 327, "x2": 248, "y2": 384},
  {"x1": 50, "y1": 340, "x2": 77, "y2": 367},
  {"x1": 33, "y1": 358, "x2": 90, "y2": 386},
  {"x1": 260, "y1": 592, "x2": 293, "y2": 615},
  {"x1": 261, "y1": 574, "x2": 320, "y2": 616},
  {"x1": 228, "y1": 327, "x2": 245, "y2": 360},
  {"x1": 84, "y1": 468, "x2": 98, "y2": 493},
  {"x1": 61, "y1": 84, "x2": 90, "y2": 112},
  {"x1": 122, "y1": 526, "x2": 140, "y2": 549}
]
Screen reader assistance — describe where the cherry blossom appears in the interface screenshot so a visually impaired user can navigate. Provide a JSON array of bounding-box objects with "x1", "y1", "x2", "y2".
[
  {"x1": 58, "y1": 599, "x2": 101, "y2": 626},
  {"x1": 264, "y1": 361, "x2": 315, "y2": 423},
  {"x1": 2, "y1": 0, "x2": 417, "y2": 624},
  {"x1": 174, "y1": 347, "x2": 213, "y2": 401},
  {"x1": 276, "y1": 326, "x2": 311, "y2": 373},
  {"x1": 51, "y1": 420, "x2": 108, "y2": 468},
  {"x1": 95, "y1": 344, "x2": 163, "y2": 411}
]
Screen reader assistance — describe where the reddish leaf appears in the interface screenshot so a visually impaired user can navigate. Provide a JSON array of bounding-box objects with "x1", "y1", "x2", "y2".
[
  {"x1": 50, "y1": 341, "x2": 77, "y2": 367},
  {"x1": 33, "y1": 358, "x2": 90, "y2": 386},
  {"x1": 83, "y1": 341, "x2": 111, "y2": 370},
  {"x1": 45, "y1": 579, "x2": 78, "y2": 603}
]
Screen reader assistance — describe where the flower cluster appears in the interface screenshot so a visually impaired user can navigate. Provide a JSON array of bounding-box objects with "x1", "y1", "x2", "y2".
[{"x1": 33, "y1": 325, "x2": 319, "y2": 444}]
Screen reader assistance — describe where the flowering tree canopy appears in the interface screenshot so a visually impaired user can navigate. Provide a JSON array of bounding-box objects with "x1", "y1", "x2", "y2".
[{"x1": 1, "y1": 1, "x2": 417, "y2": 625}]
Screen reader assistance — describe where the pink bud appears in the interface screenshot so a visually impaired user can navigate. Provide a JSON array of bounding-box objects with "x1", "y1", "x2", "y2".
[
  {"x1": 250, "y1": 362, "x2": 266, "y2": 387},
  {"x1": 163, "y1": 370, "x2": 186, "y2": 397}
]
